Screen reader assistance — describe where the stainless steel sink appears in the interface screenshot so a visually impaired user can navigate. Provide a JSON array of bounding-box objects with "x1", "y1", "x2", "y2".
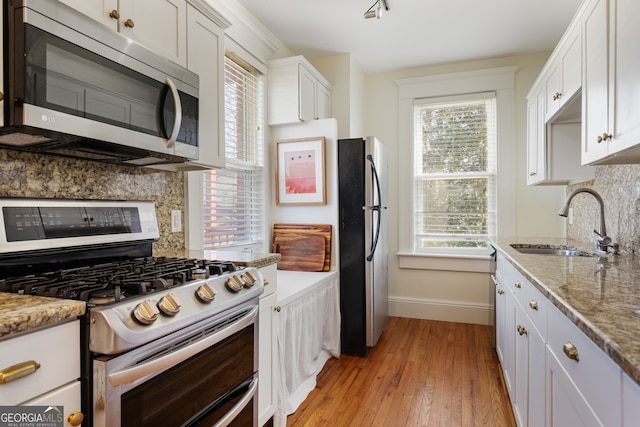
[{"x1": 510, "y1": 244, "x2": 593, "y2": 257}]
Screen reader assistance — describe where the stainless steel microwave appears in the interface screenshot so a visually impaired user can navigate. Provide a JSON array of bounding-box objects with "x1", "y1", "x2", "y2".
[{"x1": 1, "y1": 0, "x2": 199, "y2": 166}]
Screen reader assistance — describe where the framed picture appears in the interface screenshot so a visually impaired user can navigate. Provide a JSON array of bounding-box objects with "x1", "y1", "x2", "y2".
[{"x1": 276, "y1": 137, "x2": 326, "y2": 205}]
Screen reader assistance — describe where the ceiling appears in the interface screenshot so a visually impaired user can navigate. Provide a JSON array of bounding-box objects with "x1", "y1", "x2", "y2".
[{"x1": 235, "y1": 0, "x2": 584, "y2": 74}]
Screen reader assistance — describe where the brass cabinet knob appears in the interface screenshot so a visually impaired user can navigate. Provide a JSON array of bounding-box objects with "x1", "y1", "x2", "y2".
[
  {"x1": 67, "y1": 412, "x2": 84, "y2": 426},
  {"x1": 497, "y1": 289, "x2": 505, "y2": 295},
  {"x1": 563, "y1": 342, "x2": 579, "y2": 362},
  {"x1": 552, "y1": 91, "x2": 562, "y2": 101},
  {"x1": 597, "y1": 132, "x2": 612, "y2": 143},
  {"x1": 109, "y1": 9, "x2": 120, "y2": 19},
  {"x1": 515, "y1": 281, "x2": 522, "y2": 289},
  {"x1": 529, "y1": 171, "x2": 537, "y2": 177},
  {"x1": 124, "y1": 18, "x2": 135, "y2": 28},
  {"x1": 529, "y1": 300, "x2": 539, "y2": 311},
  {"x1": 517, "y1": 325, "x2": 528, "y2": 336},
  {"x1": 0, "y1": 91, "x2": 4, "y2": 102},
  {"x1": 274, "y1": 306, "x2": 281, "y2": 312},
  {"x1": 263, "y1": 279, "x2": 270, "y2": 286},
  {"x1": 0, "y1": 360, "x2": 41, "y2": 384}
]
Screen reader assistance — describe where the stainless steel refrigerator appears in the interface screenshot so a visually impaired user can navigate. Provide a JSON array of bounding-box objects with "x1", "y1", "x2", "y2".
[{"x1": 338, "y1": 137, "x2": 389, "y2": 356}]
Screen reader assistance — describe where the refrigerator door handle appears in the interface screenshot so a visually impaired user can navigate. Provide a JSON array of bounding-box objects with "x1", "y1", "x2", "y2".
[{"x1": 364, "y1": 154, "x2": 385, "y2": 261}]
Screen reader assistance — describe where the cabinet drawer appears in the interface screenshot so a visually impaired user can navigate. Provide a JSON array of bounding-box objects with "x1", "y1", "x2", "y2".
[
  {"x1": 547, "y1": 303, "x2": 621, "y2": 426},
  {"x1": 22, "y1": 381, "x2": 82, "y2": 427},
  {"x1": 524, "y1": 282, "x2": 548, "y2": 340},
  {"x1": 0, "y1": 321, "x2": 80, "y2": 406},
  {"x1": 509, "y1": 269, "x2": 529, "y2": 309},
  {"x1": 259, "y1": 263, "x2": 278, "y2": 297}
]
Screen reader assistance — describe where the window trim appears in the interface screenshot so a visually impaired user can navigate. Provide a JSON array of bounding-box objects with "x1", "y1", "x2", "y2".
[{"x1": 396, "y1": 67, "x2": 517, "y2": 271}]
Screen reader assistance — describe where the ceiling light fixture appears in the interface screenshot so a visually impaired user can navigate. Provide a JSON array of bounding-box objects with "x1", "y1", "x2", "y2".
[{"x1": 364, "y1": 0, "x2": 389, "y2": 19}]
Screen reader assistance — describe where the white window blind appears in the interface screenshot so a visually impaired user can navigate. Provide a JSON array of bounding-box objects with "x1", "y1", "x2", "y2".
[
  {"x1": 203, "y1": 54, "x2": 264, "y2": 249},
  {"x1": 413, "y1": 92, "x2": 497, "y2": 251}
]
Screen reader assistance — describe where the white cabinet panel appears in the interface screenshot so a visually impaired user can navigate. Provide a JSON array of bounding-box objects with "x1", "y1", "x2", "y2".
[
  {"x1": 0, "y1": 321, "x2": 80, "y2": 408},
  {"x1": 22, "y1": 381, "x2": 83, "y2": 427}
]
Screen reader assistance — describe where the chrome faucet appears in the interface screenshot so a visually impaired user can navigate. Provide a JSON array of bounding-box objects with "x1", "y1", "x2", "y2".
[{"x1": 558, "y1": 188, "x2": 618, "y2": 254}]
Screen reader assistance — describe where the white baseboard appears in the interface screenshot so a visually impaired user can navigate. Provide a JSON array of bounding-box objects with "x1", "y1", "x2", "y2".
[{"x1": 389, "y1": 296, "x2": 494, "y2": 326}]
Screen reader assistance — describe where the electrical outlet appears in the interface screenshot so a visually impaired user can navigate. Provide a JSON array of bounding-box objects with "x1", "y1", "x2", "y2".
[
  {"x1": 568, "y1": 207, "x2": 574, "y2": 225},
  {"x1": 171, "y1": 210, "x2": 182, "y2": 232}
]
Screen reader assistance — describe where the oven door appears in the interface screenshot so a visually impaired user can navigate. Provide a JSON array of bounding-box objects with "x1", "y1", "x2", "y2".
[{"x1": 92, "y1": 302, "x2": 258, "y2": 427}]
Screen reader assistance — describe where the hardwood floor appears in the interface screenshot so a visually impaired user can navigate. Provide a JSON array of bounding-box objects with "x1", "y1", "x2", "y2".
[{"x1": 286, "y1": 317, "x2": 516, "y2": 427}]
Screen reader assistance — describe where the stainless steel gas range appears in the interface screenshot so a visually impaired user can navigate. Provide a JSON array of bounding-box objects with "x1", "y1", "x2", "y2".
[{"x1": 0, "y1": 198, "x2": 263, "y2": 427}]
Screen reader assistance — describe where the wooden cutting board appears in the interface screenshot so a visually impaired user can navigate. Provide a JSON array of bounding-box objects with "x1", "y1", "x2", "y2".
[{"x1": 272, "y1": 224, "x2": 332, "y2": 272}]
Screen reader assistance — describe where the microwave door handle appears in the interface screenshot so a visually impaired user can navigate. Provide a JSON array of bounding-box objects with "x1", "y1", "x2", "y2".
[{"x1": 165, "y1": 77, "x2": 182, "y2": 148}]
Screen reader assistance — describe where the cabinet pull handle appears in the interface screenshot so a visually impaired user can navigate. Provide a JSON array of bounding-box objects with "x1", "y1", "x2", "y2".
[
  {"x1": 517, "y1": 325, "x2": 528, "y2": 336},
  {"x1": 597, "y1": 133, "x2": 612, "y2": 143},
  {"x1": 0, "y1": 360, "x2": 41, "y2": 384},
  {"x1": 553, "y1": 91, "x2": 562, "y2": 101},
  {"x1": 497, "y1": 289, "x2": 505, "y2": 295},
  {"x1": 263, "y1": 279, "x2": 270, "y2": 286},
  {"x1": 529, "y1": 171, "x2": 537, "y2": 176},
  {"x1": 124, "y1": 18, "x2": 135, "y2": 28},
  {"x1": 274, "y1": 306, "x2": 281, "y2": 312},
  {"x1": 109, "y1": 9, "x2": 120, "y2": 19},
  {"x1": 67, "y1": 412, "x2": 85, "y2": 427},
  {"x1": 515, "y1": 281, "x2": 522, "y2": 289},
  {"x1": 0, "y1": 91, "x2": 4, "y2": 101},
  {"x1": 563, "y1": 342, "x2": 580, "y2": 362},
  {"x1": 529, "y1": 300, "x2": 538, "y2": 310}
]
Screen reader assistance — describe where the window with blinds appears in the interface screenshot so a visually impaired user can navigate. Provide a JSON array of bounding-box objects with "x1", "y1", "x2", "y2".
[
  {"x1": 413, "y1": 92, "x2": 497, "y2": 251},
  {"x1": 203, "y1": 54, "x2": 264, "y2": 249}
]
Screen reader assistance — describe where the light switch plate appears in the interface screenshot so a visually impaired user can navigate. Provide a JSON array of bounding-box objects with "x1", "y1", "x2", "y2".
[{"x1": 171, "y1": 210, "x2": 182, "y2": 232}]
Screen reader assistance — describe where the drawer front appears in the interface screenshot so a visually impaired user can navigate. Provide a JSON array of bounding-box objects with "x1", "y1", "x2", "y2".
[
  {"x1": 22, "y1": 381, "x2": 82, "y2": 427},
  {"x1": 259, "y1": 263, "x2": 278, "y2": 297},
  {"x1": 510, "y1": 269, "x2": 529, "y2": 309},
  {"x1": 547, "y1": 303, "x2": 621, "y2": 427},
  {"x1": 0, "y1": 321, "x2": 80, "y2": 406},
  {"x1": 524, "y1": 281, "x2": 548, "y2": 341}
]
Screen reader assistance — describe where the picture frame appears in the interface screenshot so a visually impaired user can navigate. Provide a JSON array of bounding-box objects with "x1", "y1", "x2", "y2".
[{"x1": 276, "y1": 137, "x2": 326, "y2": 205}]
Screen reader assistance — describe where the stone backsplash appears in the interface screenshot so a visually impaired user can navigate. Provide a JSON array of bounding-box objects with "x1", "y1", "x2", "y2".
[
  {"x1": 0, "y1": 149, "x2": 186, "y2": 257},
  {"x1": 566, "y1": 164, "x2": 640, "y2": 254}
]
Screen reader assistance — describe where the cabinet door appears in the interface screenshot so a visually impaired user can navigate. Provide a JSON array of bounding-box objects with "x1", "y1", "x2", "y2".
[
  {"x1": 494, "y1": 276, "x2": 507, "y2": 365},
  {"x1": 299, "y1": 65, "x2": 316, "y2": 122},
  {"x1": 545, "y1": 64, "x2": 561, "y2": 120},
  {"x1": 258, "y1": 291, "x2": 279, "y2": 426},
  {"x1": 608, "y1": 0, "x2": 640, "y2": 155},
  {"x1": 119, "y1": 0, "x2": 187, "y2": 67},
  {"x1": 186, "y1": 5, "x2": 225, "y2": 168},
  {"x1": 582, "y1": 0, "x2": 611, "y2": 164},
  {"x1": 513, "y1": 306, "x2": 530, "y2": 426},
  {"x1": 502, "y1": 287, "x2": 516, "y2": 398},
  {"x1": 561, "y1": 30, "x2": 582, "y2": 107},
  {"x1": 546, "y1": 347, "x2": 602, "y2": 427},
  {"x1": 316, "y1": 82, "x2": 331, "y2": 120},
  {"x1": 59, "y1": 0, "x2": 118, "y2": 30}
]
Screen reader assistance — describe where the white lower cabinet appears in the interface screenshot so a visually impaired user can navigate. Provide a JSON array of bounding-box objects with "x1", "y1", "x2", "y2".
[
  {"x1": 0, "y1": 320, "x2": 82, "y2": 426},
  {"x1": 494, "y1": 252, "x2": 628, "y2": 426},
  {"x1": 623, "y1": 373, "x2": 640, "y2": 426},
  {"x1": 258, "y1": 263, "x2": 278, "y2": 426}
]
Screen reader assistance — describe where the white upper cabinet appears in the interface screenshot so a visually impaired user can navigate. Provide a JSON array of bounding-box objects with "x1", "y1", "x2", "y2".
[
  {"x1": 268, "y1": 56, "x2": 332, "y2": 126},
  {"x1": 545, "y1": 27, "x2": 582, "y2": 121},
  {"x1": 60, "y1": 0, "x2": 187, "y2": 67},
  {"x1": 582, "y1": 0, "x2": 640, "y2": 164},
  {"x1": 526, "y1": 7, "x2": 594, "y2": 186},
  {"x1": 184, "y1": 3, "x2": 226, "y2": 169}
]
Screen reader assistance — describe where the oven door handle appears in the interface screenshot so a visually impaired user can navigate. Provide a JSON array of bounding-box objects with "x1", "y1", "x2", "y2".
[
  {"x1": 213, "y1": 377, "x2": 257, "y2": 427},
  {"x1": 108, "y1": 305, "x2": 258, "y2": 387}
]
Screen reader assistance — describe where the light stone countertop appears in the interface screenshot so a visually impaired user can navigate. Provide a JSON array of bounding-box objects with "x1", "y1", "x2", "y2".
[
  {"x1": 0, "y1": 294, "x2": 86, "y2": 339},
  {"x1": 490, "y1": 236, "x2": 640, "y2": 385},
  {"x1": 185, "y1": 250, "x2": 281, "y2": 268}
]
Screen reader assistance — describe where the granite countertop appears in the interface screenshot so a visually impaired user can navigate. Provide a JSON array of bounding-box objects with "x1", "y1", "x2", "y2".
[
  {"x1": 0, "y1": 294, "x2": 86, "y2": 339},
  {"x1": 185, "y1": 250, "x2": 281, "y2": 268},
  {"x1": 490, "y1": 236, "x2": 640, "y2": 385}
]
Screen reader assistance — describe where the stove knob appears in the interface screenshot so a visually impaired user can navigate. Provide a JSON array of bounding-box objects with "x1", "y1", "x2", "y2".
[
  {"x1": 133, "y1": 300, "x2": 159, "y2": 325},
  {"x1": 196, "y1": 283, "x2": 217, "y2": 303},
  {"x1": 158, "y1": 292, "x2": 181, "y2": 316},
  {"x1": 226, "y1": 274, "x2": 245, "y2": 293},
  {"x1": 241, "y1": 271, "x2": 257, "y2": 288}
]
